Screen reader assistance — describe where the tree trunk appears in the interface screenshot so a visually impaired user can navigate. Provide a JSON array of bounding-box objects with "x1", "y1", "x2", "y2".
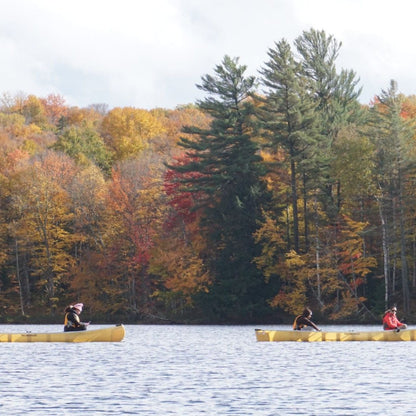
[
  {"x1": 303, "y1": 172, "x2": 309, "y2": 252},
  {"x1": 314, "y1": 196, "x2": 323, "y2": 306},
  {"x1": 398, "y1": 171, "x2": 410, "y2": 312},
  {"x1": 290, "y1": 157, "x2": 299, "y2": 252},
  {"x1": 14, "y1": 238, "x2": 25, "y2": 316},
  {"x1": 377, "y1": 197, "x2": 389, "y2": 309}
]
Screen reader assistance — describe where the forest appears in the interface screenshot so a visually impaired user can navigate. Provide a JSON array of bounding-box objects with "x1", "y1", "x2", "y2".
[{"x1": 1, "y1": 28, "x2": 416, "y2": 325}]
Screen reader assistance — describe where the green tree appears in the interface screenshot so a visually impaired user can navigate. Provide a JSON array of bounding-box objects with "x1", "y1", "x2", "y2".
[
  {"x1": 258, "y1": 38, "x2": 320, "y2": 253},
  {"x1": 369, "y1": 80, "x2": 416, "y2": 312},
  {"x1": 295, "y1": 28, "x2": 362, "y2": 140},
  {"x1": 295, "y1": 28, "x2": 363, "y2": 219},
  {"x1": 172, "y1": 55, "x2": 271, "y2": 322},
  {"x1": 52, "y1": 126, "x2": 113, "y2": 175}
]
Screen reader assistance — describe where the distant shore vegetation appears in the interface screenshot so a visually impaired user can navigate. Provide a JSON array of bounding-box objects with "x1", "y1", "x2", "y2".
[{"x1": 0, "y1": 29, "x2": 415, "y2": 325}]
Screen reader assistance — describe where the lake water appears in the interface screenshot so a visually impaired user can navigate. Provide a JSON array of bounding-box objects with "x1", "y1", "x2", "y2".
[{"x1": 0, "y1": 324, "x2": 414, "y2": 415}]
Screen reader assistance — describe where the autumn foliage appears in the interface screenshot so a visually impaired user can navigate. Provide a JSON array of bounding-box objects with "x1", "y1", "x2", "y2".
[{"x1": 2, "y1": 30, "x2": 416, "y2": 325}]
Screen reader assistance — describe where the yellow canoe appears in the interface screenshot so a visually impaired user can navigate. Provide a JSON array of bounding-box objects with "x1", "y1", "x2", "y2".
[
  {"x1": 255, "y1": 328, "x2": 416, "y2": 342},
  {"x1": 0, "y1": 324, "x2": 125, "y2": 342}
]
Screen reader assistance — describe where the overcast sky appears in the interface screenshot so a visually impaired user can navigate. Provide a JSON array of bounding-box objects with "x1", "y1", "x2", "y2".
[{"x1": 1, "y1": 0, "x2": 415, "y2": 110}]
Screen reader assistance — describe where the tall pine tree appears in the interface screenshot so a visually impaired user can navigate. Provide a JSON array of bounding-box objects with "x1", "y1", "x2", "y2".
[
  {"x1": 171, "y1": 56, "x2": 271, "y2": 322},
  {"x1": 369, "y1": 80, "x2": 415, "y2": 312},
  {"x1": 295, "y1": 28, "x2": 363, "y2": 220},
  {"x1": 258, "y1": 39, "x2": 320, "y2": 253}
]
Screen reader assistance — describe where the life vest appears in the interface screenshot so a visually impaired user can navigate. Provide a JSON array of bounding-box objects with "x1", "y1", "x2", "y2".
[
  {"x1": 293, "y1": 315, "x2": 304, "y2": 330},
  {"x1": 64, "y1": 311, "x2": 80, "y2": 328}
]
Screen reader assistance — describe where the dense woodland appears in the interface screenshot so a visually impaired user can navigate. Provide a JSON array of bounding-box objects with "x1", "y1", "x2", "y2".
[{"x1": 1, "y1": 28, "x2": 416, "y2": 324}]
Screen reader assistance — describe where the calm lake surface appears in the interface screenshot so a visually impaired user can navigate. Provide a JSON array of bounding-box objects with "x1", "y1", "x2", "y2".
[{"x1": 0, "y1": 324, "x2": 415, "y2": 415}]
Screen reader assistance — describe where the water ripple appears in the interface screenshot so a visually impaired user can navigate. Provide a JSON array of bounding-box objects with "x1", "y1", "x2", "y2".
[{"x1": 1, "y1": 324, "x2": 416, "y2": 415}]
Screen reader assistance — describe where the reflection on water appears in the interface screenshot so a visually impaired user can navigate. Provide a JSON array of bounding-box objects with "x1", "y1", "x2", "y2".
[{"x1": 0, "y1": 324, "x2": 415, "y2": 415}]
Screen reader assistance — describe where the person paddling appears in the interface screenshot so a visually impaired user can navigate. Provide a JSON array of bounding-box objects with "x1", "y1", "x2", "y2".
[
  {"x1": 293, "y1": 307, "x2": 321, "y2": 331},
  {"x1": 382, "y1": 306, "x2": 407, "y2": 331},
  {"x1": 64, "y1": 303, "x2": 90, "y2": 332}
]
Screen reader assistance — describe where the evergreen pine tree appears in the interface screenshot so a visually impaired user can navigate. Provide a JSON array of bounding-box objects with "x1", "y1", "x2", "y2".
[
  {"x1": 369, "y1": 80, "x2": 415, "y2": 312},
  {"x1": 295, "y1": 29, "x2": 363, "y2": 220},
  {"x1": 171, "y1": 56, "x2": 272, "y2": 322},
  {"x1": 258, "y1": 39, "x2": 320, "y2": 253}
]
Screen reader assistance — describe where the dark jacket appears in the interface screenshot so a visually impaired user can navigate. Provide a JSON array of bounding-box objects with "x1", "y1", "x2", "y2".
[
  {"x1": 64, "y1": 308, "x2": 87, "y2": 332},
  {"x1": 293, "y1": 308, "x2": 320, "y2": 331}
]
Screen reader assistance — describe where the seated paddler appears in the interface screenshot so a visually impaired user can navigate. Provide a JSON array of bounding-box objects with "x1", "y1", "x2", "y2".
[
  {"x1": 293, "y1": 307, "x2": 321, "y2": 331},
  {"x1": 382, "y1": 306, "x2": 407, "y2": 331},
  {"x1": 64, "y1": 303, "x2": 90, "y2": 332}
]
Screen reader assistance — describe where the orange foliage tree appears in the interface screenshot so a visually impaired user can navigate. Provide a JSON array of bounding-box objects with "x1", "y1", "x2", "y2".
[
  {"x1": 40, "y1": 93, "x2": 68, "y2": 126},
  {"x1": 99, "y1": 154, "x2": 168, "y2": 317}
]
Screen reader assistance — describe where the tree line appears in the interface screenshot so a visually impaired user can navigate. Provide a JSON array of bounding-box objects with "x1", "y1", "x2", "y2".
[{"x1": 1, "y1": 28, "x2": 416, "y2": 324}]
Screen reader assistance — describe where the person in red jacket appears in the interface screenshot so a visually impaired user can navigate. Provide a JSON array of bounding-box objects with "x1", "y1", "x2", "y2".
[{"x1": 382, "y1": 306, "x2": 407, "y2": 330}]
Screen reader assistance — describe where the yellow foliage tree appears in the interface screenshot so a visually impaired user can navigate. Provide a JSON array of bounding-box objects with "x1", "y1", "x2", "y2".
[
  {"x1": 150, "y1": 221, "x2": 211, "y2": 309},
  {"x1": 13, "y1": 94, "x2": 49, "y2": 128},
  {"x1": 65, "y1": 107, "x2": 103, "y2": 128},
  {"x1": 256, "y1": 208, "x2": 376, "y2": 319},
  {"x1": 0, "y1": 113, "x2": 42, "y2": 141},
  {"x1": 69, "y1": 164, "x2": 107, "y2": 250},
  {"x1": 101, "y1": 107, "x2": 166, "y2": 160},
  {"x1": 253, "y1": 211, "x2": 287, "y2": 282},
  {"x1": 268, "y1": 250, "x2": 310, "y2": 314},
  {"x1": 10, "y1": 152, "x2": 79, "y2": 309}
]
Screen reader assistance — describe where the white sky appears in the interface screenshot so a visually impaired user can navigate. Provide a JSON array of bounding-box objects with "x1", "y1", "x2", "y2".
[{"x1": 0, "y1": 0, "x2": 415, "y2": 109}]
